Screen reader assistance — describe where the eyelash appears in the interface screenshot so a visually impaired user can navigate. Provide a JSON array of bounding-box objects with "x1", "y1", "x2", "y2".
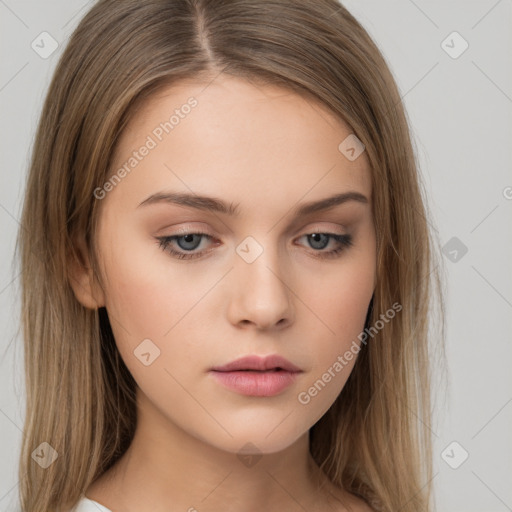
[{"x1": 155, "y1": 230, "x2": 353, "y2": 260}]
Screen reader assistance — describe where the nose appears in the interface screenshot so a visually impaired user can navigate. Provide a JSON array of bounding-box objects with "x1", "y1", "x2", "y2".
[{"x1": 226, "y1": 242, "x2": 295, "y2": 331}]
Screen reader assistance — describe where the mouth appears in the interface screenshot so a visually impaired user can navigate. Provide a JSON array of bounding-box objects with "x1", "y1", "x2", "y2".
[
  {"x1": 210, "y1": 354, "x2": 302, "y2": 373},
  {"x1": 210, "y1": 355, "x2": 302, "y2": 397}
]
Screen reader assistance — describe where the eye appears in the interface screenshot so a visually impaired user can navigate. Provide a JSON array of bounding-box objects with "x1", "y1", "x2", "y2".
[
  {"x1": 296, "y1": 233, "x2": 353, "y2": 259},
  {"x1": 156, "y1": 231, "x2": 217, "y2": 260}
]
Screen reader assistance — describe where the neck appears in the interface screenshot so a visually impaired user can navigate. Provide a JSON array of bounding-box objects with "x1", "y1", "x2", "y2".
[{"x1": 87, "y1": 388, "x2": 341, "y2": 512}]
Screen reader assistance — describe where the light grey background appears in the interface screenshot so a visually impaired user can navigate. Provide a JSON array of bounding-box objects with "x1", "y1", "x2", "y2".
[{"x1": 1, "y1": 1, "x2": 511, "y2": 511}]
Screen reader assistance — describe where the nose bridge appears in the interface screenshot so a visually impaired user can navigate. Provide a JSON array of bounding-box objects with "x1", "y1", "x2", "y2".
[{"x1": 229, "y1": 234, "x2": 293, "y2": 328}]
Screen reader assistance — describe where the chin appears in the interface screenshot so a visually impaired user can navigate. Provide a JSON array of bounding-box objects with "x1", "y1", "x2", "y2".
[{"x1": 196, "y1": 421, "x2": 310, "y2": 457}]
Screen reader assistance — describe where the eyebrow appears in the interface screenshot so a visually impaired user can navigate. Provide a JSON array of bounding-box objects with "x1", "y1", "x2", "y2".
[{"x1": 137, "y1": 190, "x2": 368, "y2": 217}]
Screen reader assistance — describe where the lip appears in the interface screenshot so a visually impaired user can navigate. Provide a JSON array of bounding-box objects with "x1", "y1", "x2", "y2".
[
  {"x1": 211, "y1": 355, "x2": 302, "y2": 373},
  {"x1": 210, "y1": 355, "x2": 302, "y2": 397}
]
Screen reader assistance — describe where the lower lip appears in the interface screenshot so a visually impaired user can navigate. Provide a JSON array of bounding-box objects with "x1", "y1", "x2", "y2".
[{"x1": 210, "y1": 370, "x2": 300, "y2": 397}]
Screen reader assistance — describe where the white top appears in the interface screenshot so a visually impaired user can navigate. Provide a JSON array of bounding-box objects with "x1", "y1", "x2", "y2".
[{"x1": 71, "y1": 495, "x2": 113, "y2": 512}]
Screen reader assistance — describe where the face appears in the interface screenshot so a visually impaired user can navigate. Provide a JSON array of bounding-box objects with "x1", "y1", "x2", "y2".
[{"x1": 88, "y1": 75, "x2": 376, "y2": 455}]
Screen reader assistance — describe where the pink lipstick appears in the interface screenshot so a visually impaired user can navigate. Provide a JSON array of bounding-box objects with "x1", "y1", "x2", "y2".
[{"x1": 210, "y1": 355, "x2": 302, "y2": 397}]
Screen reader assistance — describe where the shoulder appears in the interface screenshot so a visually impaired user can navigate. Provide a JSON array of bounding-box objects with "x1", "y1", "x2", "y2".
[{"x1": 67, "y1": 495, "x2": 113, "y2": 512}]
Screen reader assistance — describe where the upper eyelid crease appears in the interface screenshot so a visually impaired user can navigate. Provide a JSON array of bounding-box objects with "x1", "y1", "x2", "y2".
[{"x1": 137, "y1": 191, "x2": 368, "y2": 218}]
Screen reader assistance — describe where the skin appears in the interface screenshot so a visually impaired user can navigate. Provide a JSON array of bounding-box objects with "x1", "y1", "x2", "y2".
[{"x1": 70, "y1": 74, "x2": 376, "y2": 512}]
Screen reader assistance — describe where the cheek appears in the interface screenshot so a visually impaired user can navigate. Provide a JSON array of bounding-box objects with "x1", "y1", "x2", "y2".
[
  {"x1": 297, "y1": 251, "x2": 375, "y2": 378},
  {"x1": 98, "y1": 241, "x2": 214, "y2": 407},
  {"x1": 292, "y1": 260, "x2": 374, "y2": 419},
  {"x1": 97, "y1": 228, "x2": 241, "y2": 412},
  {"x1": 306, "y1": 251, "x2": 375, "y2": 332},
  {"x1": 97, "y1": 224, "x2": 213, "y2": 357}
]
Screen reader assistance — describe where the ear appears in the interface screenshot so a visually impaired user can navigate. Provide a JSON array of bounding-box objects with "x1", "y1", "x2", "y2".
[{"x1": 67, "y1": 235, "x2": 105, "y2": 309}]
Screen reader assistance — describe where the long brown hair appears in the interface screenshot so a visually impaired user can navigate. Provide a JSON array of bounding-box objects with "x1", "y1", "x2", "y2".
[{"x1": 16, "y1": 1, "x2": 446, "y2": 510}]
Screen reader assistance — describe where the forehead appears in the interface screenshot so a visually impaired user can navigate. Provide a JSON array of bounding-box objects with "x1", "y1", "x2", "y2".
[{"x1": 106, "y1": 74, "x2": 372, "y2": 214}]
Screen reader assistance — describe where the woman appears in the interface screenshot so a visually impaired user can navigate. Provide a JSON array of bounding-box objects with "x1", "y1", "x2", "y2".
[{"x1": 16, "y1": 1, "x2": 445, "y2": 511}]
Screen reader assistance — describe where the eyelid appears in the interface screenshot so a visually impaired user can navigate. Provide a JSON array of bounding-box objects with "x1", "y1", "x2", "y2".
[
  {"x1": 160, "y1": 223, "x2": 212, "y2": 235},
  {"x1": 154, "y1": 225, "x2": 215, "y2": 243},
  {"x1": 296, "y1": 223, "x2": 349, "y2": 236}
]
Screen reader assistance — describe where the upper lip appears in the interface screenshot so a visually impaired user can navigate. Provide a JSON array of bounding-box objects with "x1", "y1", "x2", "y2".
[{"x1": 211, "y1": 355, "x2": 302, "y2": 373}]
